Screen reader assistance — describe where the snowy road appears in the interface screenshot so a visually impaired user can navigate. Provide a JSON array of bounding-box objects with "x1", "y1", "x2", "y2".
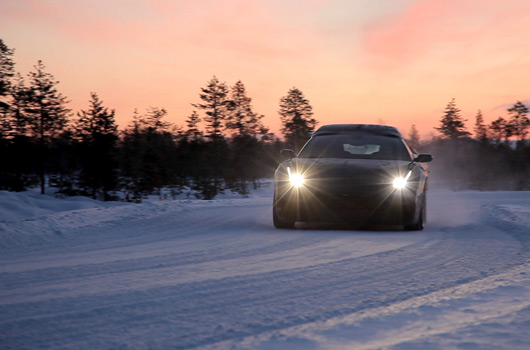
[{"x1": 1, "y1": 187, "x2": 530, "y2": 349}]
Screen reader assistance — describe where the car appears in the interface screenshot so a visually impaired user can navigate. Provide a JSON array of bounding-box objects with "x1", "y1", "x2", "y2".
[{"x1": 273, "y1": 124, "x2": 433, "y2": 230}]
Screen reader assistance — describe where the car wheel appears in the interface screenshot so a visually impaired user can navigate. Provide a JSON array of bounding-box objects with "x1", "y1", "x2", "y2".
[
  {"x1": 273, "y1": 187, "x2": 295, "y2": 229},
  {"x1": 404, "y1": 196, "x2": 424, "y2": 231},
  {"x1": 273, "y1": 202, "x2": 295, "y2": 229}
]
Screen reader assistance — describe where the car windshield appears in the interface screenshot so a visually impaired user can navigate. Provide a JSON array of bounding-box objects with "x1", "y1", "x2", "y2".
[{"x1": 298, "y1": 134, "x2": 411, "y2": 161}]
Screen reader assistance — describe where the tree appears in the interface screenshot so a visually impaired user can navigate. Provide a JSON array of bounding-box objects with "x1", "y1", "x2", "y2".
[
  {"x1": 0, "y1": 39, "x2": 15, "y2": 100},
  {"x1": 192, "y1": 76, "x2": 229, "y2": 139},
  {"x1": 507, "y1": 101, "x2": 530, "y2": 142},
  {"x1": 120, "y1": 107, "x2": 178, "y2": 201},
  {"x1": 26, "y1": 60, "x2": 71, "y2": 194},
  {"x1": 76, "y1": 92, "x2": 117, "y2": 141},
  {"x1": 185, "y1": 110, "x2": 202, "y2": 138},
  {"x1": 435, "y1": 99, "x2": 470, "y2": 139},
  {"x1": 474, "y1": 110, "x2": 487, "y2": 140},
  {"x1": 6, "y1": 73, "x2": 32, "y2": 138},
  {"x1": 225, "y1": 80, "x2": 265, "y2": 137},
  {"x1": 140, "y1": 107, "x2": 171, "y2": 133},
  {"x1": 408, "y1": 124, "x2": 421, "y2": 150},
  {"x1": 75, "y1": 92, "x2": 118, "y2": 199},
  {"x1": 0, "y1": 39, "x2": 15, "y2": 144},
  {"x1": 488, "y1": 117, "x2": 514, "y2": 143},
  {"x1": 279, "y1": 87, "x2": 317, "y2": 152}
]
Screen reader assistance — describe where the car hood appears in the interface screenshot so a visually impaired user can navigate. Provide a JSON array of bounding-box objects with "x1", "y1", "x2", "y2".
[{"x1": 287, "y1": 158, "x2": 411, "y2": 183}]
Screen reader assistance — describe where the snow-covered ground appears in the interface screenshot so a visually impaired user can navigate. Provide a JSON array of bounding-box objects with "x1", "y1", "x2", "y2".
[{"x1": 1, "y1": 185, "x2": 530, "y2": 349}]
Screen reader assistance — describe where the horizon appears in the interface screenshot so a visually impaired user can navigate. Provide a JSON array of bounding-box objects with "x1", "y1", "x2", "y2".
[{"x1": 1, "y1": 0, "x2": 530, "y2": 139}]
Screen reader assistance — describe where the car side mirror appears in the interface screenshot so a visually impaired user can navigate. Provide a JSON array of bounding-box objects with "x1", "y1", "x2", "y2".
[
  {"x1": 280, "y1": 149, "x2": 296, "y2": 160},
  {"x1": 413, "y1": 154, "x2": 433, "y2": 163}
]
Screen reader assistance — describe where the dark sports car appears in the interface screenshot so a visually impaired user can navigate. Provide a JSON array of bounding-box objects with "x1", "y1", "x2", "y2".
[{"x1": 273, "y1": 124, "x2": 433, "y2": 230}]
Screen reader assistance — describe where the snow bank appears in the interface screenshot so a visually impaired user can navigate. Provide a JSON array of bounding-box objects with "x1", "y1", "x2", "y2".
[{"x1": 0, "y1": 190, "x2": 125, "y2": 223}]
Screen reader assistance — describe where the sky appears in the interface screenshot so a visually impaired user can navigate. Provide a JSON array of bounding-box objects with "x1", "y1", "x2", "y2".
[{"x1": 1, "y1": 0, "x2": 530, "y2": 138}]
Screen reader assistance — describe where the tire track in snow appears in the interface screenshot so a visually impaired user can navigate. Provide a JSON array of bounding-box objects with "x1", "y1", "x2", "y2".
[{"x1": 1, "y1": 192, "x2": 529, "y2": 350}]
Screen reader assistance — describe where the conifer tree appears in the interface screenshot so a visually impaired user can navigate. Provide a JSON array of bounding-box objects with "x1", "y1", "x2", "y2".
[
  {"x1": 278, "y1": 87, "x2": 317, "y2": 152},
  {"x1": 26, "y1": 60, "x2": 71, "y2": 194},
  {"x1": 474, "y1": 110, "x2": 487, "y2": 140},
  {"x1": 192, "y1": 76, "x2": 229, "y2": 139},
  {"x1": 8, "y1": 74, "x2": 32, "y2": 137},
  {"x1": 435, "y1": 98, "x2": 470, "y2": 140},
  {"x1": 226, "y1": 80, "x2": 265, "y2": 137},
  {"x1": 76, "y1": 92, "x2": 117, "y2": 141},
  {"x1": 75, "y1": 93, "x2": 118, "y2": 199},
  {"x1": 0, "y1": 39, "x2": 15, "y2": 101},
  {"x1": 408, "y1": 124, "x2": 421, "y2": 150},
  {"x1": 141, "y1": 107, "x2": 170, "y2": 133},
  {"x1": 0, "y1": 39, "x2": 15, "y2": 144},
  {"x1": 507, "y1": 101, "x2": 530, "y2": 142},
  {"x1": 185, "y1": 110, "x2": 202, "y2": 138},
  {"x1": 489, "y1": 117, "x2": 514, "y2": 143}
]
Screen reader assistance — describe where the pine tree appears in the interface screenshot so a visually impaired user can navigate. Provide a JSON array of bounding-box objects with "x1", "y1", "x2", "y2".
[
  {"x1": 120, "y1": 107, "x2": 178, "y2": 201},
  {"x1": 0, "y1": 39, "x2": 15, "y2": 101},
  {"x1": 185, "y1": 110, "x2": 202, "y2": 138},
  {"x1": 474, "y1": 110, "x2": 487, "y2": 140},
  {"x1": 7, "y1": 73, "x2": 32, "y2": 137},
  {"x1": 26, "y1": 60, "x2": 71, "y2": 194},
  {"x1": 192, "y1": 76, "x2": 229, "y2": 139},
  {"x1": 435, "y1": 98, "x2": 470, "y2": 140},
  {"x1": 75, "y1": 93, "x2": 118, "y2": 199},
  {"x1": 489, "y1": 117, "x2": 514, "y2": 143},
  {"x1": 225, "y1": 80, "x2": 265, "y2": 137},
  {"x1": 0, "y1": 39, "x2": 15, "y2": 147},
  {"x1": 408, "y1": 124, "x2": 421, "y2": 150},
  {"x1": 140, "y1": 107, "x2": 170, "y2": 133},
  {"x1": 507, "y1": 101, "x2": 530, "y2": 142},
  {"x1": 278, "y1": 87, "x2": 317, "y2": 152},
  {"x1": 76, "y1": 92, "x2": 117, "y2": 141}
]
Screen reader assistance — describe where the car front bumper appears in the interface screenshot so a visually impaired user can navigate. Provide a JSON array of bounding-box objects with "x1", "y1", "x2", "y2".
[{"x1": 275, "y1": 181, "x2": 420, "y2": 225}]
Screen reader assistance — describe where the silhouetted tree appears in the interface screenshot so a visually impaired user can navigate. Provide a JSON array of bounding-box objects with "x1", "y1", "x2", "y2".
[
  {"x1": 0, "y1": 73, "x2": 37, "y2": 191},
  {"x1": 474, "y1": 110, "x2": 487, "y2": 141},
  {"x1": 0, "y1": 39, "x2": 16, "y2": 187},
  {"x1": 185, "y1": 110, "x2": 202, "y2": 139},
  {"x1": 0, "y1": 39, "x2": 15, "y2": 101},
  {"x1": 75, "y1": 92, "x2": 118, "y2": 199},
  {"x1": 192, "y1": 76, "x2": 229, "y2": 139},
  {"x1": 6, "y1": 74, "x2": 32, "y2": 137},
  {"x1": 507, "y1": 101, "x2": 529, "y2": 142},
  {"x1": 26, "y1": 60, "x2": 71, "y2": 194},
  {"x1": 120, "y1": 107, "x2": 178, "y2": 201},
  {"x1": 279, "y1": 87, "x2": 317, "y2": 152},
  {"x1": 407, "y1": 124, "x2": 421, "y2": 150},
  {"x1": 489, "y1": 117, "x2": 514, "y2": 143},
  {"x1": 226, "y1": 80, "x2": 266, "y2": 137},
  {"x1": 140, "y1": 107, "x2": 171, "y2": 133},
  {"x1": 435, "y1": 98, "x2": 470, "y2": 139}
]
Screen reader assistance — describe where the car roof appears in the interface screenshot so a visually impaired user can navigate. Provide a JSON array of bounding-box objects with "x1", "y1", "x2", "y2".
[{"x1": 312, "y1": 124, "x2": 402, "y2": 138}]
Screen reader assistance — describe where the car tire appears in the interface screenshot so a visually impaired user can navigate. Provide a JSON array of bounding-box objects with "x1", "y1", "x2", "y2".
[
  {"x1": 273, "y1": 203, "x2": 295, "y2": 229},
  {"x1": 404, "y1": 196, "x2": 425, "y2": 231},
  {"x1": 272, "y1": 187, "x2": 296, "y2": 230}
]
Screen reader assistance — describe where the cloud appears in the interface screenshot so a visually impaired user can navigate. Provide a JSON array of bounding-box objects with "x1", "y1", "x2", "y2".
[
  {"x1": 0, "y1": 0, "x2": 322, "y2": 60},
  {"x1": 360, "y1": 0, "x2": 530, "y2": 70}
]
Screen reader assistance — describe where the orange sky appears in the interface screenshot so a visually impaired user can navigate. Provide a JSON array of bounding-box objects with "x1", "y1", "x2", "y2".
[{"x1": 1, "y1": 0, "x2": 530, "y2": 139}]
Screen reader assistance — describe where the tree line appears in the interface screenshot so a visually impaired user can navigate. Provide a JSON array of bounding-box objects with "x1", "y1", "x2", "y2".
[
  {"x1": 0, "y1": 39, "x2": 317, "y2": 200},
  {"x1": 410, "y1": 98, "x2": 530, "y2": 191},
  {"x1": 1, "y1": 39, "x2": 529, "y2": 201}
]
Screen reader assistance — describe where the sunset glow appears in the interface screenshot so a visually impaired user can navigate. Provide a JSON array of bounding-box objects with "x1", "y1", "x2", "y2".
[{"x1": 1, "y1": 0, "x2": 530, "y2": 138}]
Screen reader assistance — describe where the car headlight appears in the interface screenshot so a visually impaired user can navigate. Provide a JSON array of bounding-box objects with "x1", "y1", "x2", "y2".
[
  {"x1": 392, "y1": 170, "x2": 412, "y2": 189},
  {"x1": 287, "y1": 167, "x2": 304, "y2": 187}
]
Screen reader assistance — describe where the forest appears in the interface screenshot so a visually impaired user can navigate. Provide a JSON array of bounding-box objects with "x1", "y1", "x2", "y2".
[{"x1": 1, "y1": 39, "x2": 529, "y2": 201}]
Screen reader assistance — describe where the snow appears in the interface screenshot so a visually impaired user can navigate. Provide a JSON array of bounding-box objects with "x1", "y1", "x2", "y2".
[{"x1": 1, "y1": 184, "x2": 530, "y2": 349}]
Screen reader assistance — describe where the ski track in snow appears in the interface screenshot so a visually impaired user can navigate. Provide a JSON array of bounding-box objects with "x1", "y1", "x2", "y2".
[{"x1": 1, "y1": 188, "x2": 530, "y2": 349}]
